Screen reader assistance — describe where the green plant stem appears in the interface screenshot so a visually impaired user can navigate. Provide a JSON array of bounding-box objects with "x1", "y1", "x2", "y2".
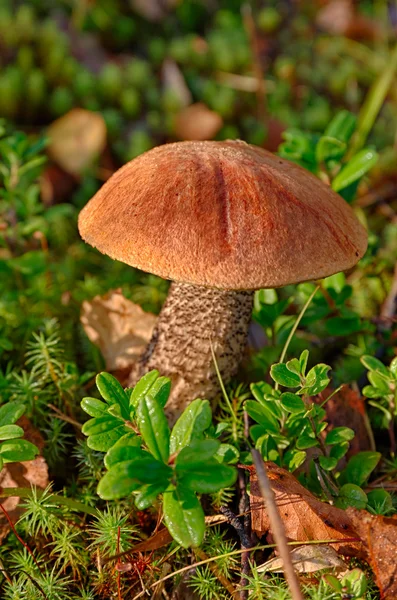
[
  {"x1": 275, "y1": 285, "x2": 320, "y2": 391},
  {"x1": 0, "y1": 487, "x2": 99, "y2": 517},
  {"x1": 251, "y1": 449, "x2": 304, "y2": 600},
  {"x1": 348, "y1": 43, "x2": 397, "y2": 157}
]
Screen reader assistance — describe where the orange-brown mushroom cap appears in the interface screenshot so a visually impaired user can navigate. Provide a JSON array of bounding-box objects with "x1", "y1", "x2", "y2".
[{"x1": 78, "y1": 140, "x2": 367, "y2": 290}]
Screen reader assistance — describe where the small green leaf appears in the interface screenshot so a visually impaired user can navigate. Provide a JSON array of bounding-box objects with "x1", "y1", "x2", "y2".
[
  {"x1": 96, "y1": 373, "x2": 129, "y2": 419},
  {"x1": 330, "y1": 442, "x2": 349, "y2": 461},
  {"x1": 245, "y1": 400, "x2": 279, "y2": 434},
  {"x1": 280, "y1": 393, "x2": 306, "y2": 413},
  {"x1": 332, "y1": 148, "x2": 378, "y2": 192},
  {"x1": 335, "y1": 483, "x2": 367, "y2": 510},
  {"x1": 296, "y1": 434, "x2": 319, "y2": 450},
  {"x1": 98, "y1": 457, "x2": 172, "y2": 500},
  {"x1": 270, "y1": 364, "x2": 301, "y2": 388},
  {"x1": 148, "y1": 376, "x2": 171, "y2": 408},
  {"x1": 169, "y1": 399, "x2": 212, "y2": 455},
  {"x1": 285, "y1": 358, "x2": 301, "y2": 376},
  {"x1": 285, "y1": 449, "x2": 306, "y2": 471},
  {"x1": 129, "y1": 370, "x2": 159, "y2": 409},
  {"x1": 325, "y1": 427, "x2": 355, "y2": 446},
  {"x1": 215, "y1": 444, "x2": 239, "y2": 464},
  {"x1": 300, "y1": 364, "x2": 331, "y2": 395},
  {"x1": 82, "y1": 416, "x2": 130, "y2": 452},
  {"x1": 340, "y1": 451, "x2": 381, "y2": 486},
  {"x1": 178, "y1": 460, "x2": 237, "y2": 494},
  {"x1": 256, "y1": 434, "x2": 279, "y2": 463},
  {"x1": 163, "y1": 485, "x2": 205, "y2": 548},
  {"x1": 81, "y1": 397, "x2": 107, "y2": 418},
  {"x1": 0, "y1": 402, "x2": 25, "y2": 427},
  {"x1": 0, "y1": 425, "x2": 24, "y2": 440},
  {"x1": 0, "y1": 439, "x2": 39, "y2": 463},
  {"x1": 137, "y1": 395, "x2": 170, "y2": 463},
  {"x1": 299, "y1": 350, "x2": 309, "y2": 376},
  {"x1": 360, "y1": 355, "x2": 389, "y2": 376},
  {"x1": 104, "y1": 433, "x2": 142, "y2": 469},
  {"x1": 368, "y1": 372, "x2": 390, "y2": 395},
  {"x1": 135, "y1": 482, "x2": 167, "y2": 510},
  {"x1": 175, "y1": 440, "x2": 220, "y2": 468},
  {"x1": 318, "y1": 456, "x2": 338, "y2": 471}
]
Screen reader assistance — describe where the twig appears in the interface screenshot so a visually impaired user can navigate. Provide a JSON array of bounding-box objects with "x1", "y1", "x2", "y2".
[
  {"x1": 0, "y1": 503, "x2": 42, "y2": 571},
  {"x1": 48, "y1": 404, "x2": 82, "y2": 429},
  {"x1": 250, "y1": 450, "x2": 304, "y2": 600}
]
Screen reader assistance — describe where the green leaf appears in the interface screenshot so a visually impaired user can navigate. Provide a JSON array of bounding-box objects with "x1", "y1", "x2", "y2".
[
  {"x1": 129, "y1": 370, "x2": 159, "y2": 409},
  {"x1": 360, "y1": 355, "x2": 389, "y2": 376},
  {"x1": 390, "y1": 357, "x2": 397, "y2": 377},
  {"x1": 280, "y1": 393, "x2": 306, "y2": 414},
  {"x1": 169, "y1": 399, "x2": 212, "y2": 455},
  {"x1": 135, "y1": 482, "x2": 168, "y2": 510},
  {"x1": 215, "y1": 444, "x2": 239, "y2": 464},
  {"x1": 329, "y1": 442, "x2": 349, "y2": 461},
  {"x1": 299, "y1": 350, "x2": 309, "y2": 376},
  {"x1": 0, "y1": 402, "x2": 25, "y2": 426},
  {"x1": 178, "y1": 460, "x2": 237, "y2": 494},
  {"x1": 98, "y1": 457, "x2": 172, "y2": 500},
  {"x1": 148, "y1": 376, "x2": 171, "y2": 408},
  {"x1": 97, "y1": 466, "x2": 141, "y2": 500},
  {"x1": 256, "y1": 434, "x2": 279, "y2": 463},
  {"x1": 324, "y1": 110, "x2": 357, "y2": 144},
  {"x1": 82, "y1": 416, "x2": 130, "y2": 452},
  {"x1": 296, "y1": 434, "x2": 319, "y2": 450},
  {"x1": 245, "y1": 400, "x2": 279, "y2": 434},
  {"x1": 0, "y1": 439, "x2": 39, "y2": 463},
  {"x1": 96, "y1": 373, "x2": 129, "y2": 419},
  {"x1": 332, "y1": 148, "x2": 378, "y2": 192},
  {"x1": 81, "y1": 397, "x2": 107, "y2": 418},
  {"x1": 325, "y1": 427, "x2": 355, "y2": 446},
  {"x1": 285, "y1": 449, "x2": 306, "y2": 471},
  {"x1": 270, "y1": 364, "x2": 301, "y2": 388},
  {"x1": 318, "y1": 456, "x2": 338, "y2": 471},
  {"x1": 0, "y1": 425, "x2": 24, "y2": 440},
  {"x1": 175, "y1": 440, "x2": 220, "y2": 468},
  {"x1": 368, "y1": 371, "x2": 390, "y2": 395},
  {"x1": 316, "y1": 135, "x2": 346, "y2": 164},
  {"x1": 104, "y1": 433, "x2": 142, "y2": 469},
  {"x1": 163, "y1": 485, "x2": 205, "y2": 548},
  {"x1": 285, "y1": 358, "x2": 301, "y2": 376},
  {"x1": 340, "y1": 451, "x2": 381, "y2": 486},
  {"x1": 341, "y1": 568, "x2": 367, "y2": 596},
  {"x1": 335, "y1": 484, "x2": 368, "y2": 510},
  {"x1": 362, "y1": 385, "x2": 382, "y2": 399},
  {"x1": 300, "y1": 364, "x2": 331, "y2": 396},
  {"x1": 137, "y1": 395, "x2": 170, "y2": 463}
]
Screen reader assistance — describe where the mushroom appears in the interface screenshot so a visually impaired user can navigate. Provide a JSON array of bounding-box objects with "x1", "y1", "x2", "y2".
[{"x1": 78, "y1": 140, "x2": 367, "y2": 420}]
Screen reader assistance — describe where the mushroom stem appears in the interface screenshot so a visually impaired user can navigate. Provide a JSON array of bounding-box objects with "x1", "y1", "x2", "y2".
[{"x1": 131, "y1": 282, "x2": 254, "y2": 421}]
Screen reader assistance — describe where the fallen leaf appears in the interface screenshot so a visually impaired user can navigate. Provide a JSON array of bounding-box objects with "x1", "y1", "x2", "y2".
[
  {"x1": 81, "y1": 289, "x2": 157, "y2": 372},
  {"x1": 175, "y1": 103, "x2": 223, "y2": 141},
  {"x1": 0, "y1": 417, "x2": 49, "y2": 541},
  {"x1": 47, "y1": 108, "x2": 107, "y2": 176},
  {"x1": 257, "y1": 544, "x2": 348, "y2": 574},
  {"x1": 248, "y1": 462, "x2": 361, "y2": 556},
  {"x1": 347, "y1": 508, "x2": 397, "y2": 599}
]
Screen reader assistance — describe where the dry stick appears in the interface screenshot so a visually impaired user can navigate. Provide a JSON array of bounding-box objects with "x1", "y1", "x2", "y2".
[
  {"x1": 237, "y1": 469, "x2": 251, "y2": 599},
  {"x1": 250, "y1": 450, "x2": 304, "y2": 600}
]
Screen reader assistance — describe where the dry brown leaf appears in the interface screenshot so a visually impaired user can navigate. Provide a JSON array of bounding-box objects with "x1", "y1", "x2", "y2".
[
  {"x1": 47, "y1": 108, "x2": 107, "y2": 176},
  {"x1": 248, "y1": 462, "x2": 361, "y2": 556},
  {"x1": 347, "y1": 508, "x2": 397, "y2": 599},
  {"x1": 175, "y1": 103, "x2": 223, "y2": 141},
  {"x1": 0, "y1": 416, "x2": 49, "y2": 541},
  {"x1": 81, "y1": 289, "x2": 156, "y2": 372},
  {"x1": 258, "y1": 544, "x2": 348, "y2": 574}
]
